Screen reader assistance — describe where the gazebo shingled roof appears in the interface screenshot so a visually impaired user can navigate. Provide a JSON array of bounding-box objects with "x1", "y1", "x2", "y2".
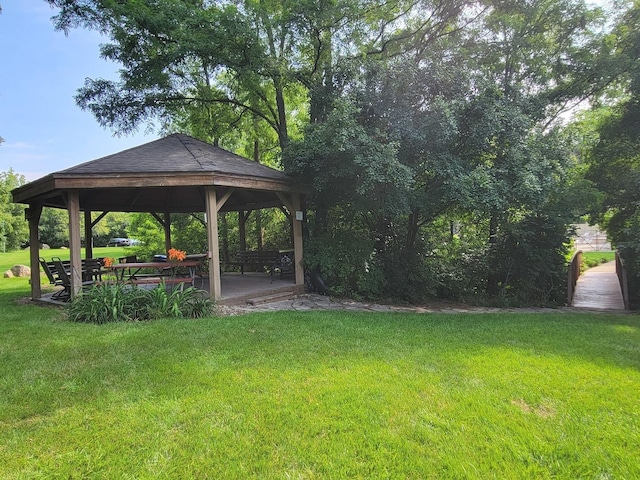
[{"x1": 12, "y1": 133, "x2": 303, "y2": 213}]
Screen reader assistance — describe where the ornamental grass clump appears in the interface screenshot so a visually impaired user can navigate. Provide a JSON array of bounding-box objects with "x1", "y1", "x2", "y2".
[
  {"x1": 139, "y1": 283, "x2": 212, "y2": 319},
  {"x1": 67, "y1": 283, "x2": 213, "y2": 323},
  {"x1": 67, "y1": 283, "x2": 147, "y2": 324}
]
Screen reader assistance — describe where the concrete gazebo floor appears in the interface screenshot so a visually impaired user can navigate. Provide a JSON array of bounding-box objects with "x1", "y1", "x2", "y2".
[
  {"x1": 38, "y1": 272, "x2": 297, "y2": 307},
  {"x1": 201, "y1": 272, "x2": 297, "y2": 305}
]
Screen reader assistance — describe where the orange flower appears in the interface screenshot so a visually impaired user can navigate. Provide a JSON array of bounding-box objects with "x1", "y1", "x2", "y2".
[
  {"x1": 103, "y1": 257, "x2": 114, "y2": 268},
  {"x1": 168, "y1": 248, "x2": 186, "y2": 261}
]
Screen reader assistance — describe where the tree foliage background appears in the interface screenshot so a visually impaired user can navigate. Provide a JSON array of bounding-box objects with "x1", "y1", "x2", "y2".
[{"x1": 1, "y1": 0, "x2": 631, "y2": 305}]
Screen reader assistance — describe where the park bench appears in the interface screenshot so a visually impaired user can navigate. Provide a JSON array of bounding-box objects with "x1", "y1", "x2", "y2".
[
  {"x1": 227, "y1": 250, "x2": 281, "y2": 274},
  {"x1": 226, "y1": 250, "x2": 294, "y2": 282}
]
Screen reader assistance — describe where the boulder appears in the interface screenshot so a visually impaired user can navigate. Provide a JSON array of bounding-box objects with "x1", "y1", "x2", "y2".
[{"x1": 10, "y1": 265, "x2": 31, "y2": 277}]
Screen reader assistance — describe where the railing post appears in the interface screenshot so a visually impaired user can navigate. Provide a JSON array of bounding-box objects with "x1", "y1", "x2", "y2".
[
  {"x1": 615, "y1": 251, "x2": 630, "y2": 310},
  {"x1": 568, "y1": 250, "x2": 582, "y2": 305}
]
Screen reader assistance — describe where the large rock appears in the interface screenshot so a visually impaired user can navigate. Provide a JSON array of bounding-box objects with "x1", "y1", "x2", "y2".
[
  {"x1": 3, "y1": 270, "x2": 13, "y2": 278},
  {"x1": 10, "y1": 265, "x2": 31, "y2": 277}
]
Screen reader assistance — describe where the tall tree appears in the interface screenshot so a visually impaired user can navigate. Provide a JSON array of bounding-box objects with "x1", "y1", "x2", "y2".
[
  {"x1": 454, "y1": 0, "x2": 608, "y2": 294},
  {"x1": 46, "y1": 0, "x2": 474, "y2": 150}
]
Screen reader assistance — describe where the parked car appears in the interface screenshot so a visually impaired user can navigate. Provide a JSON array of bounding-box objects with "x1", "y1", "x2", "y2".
[{"x1": 107, "y1": 237, "x2": 130, "y2": 247}]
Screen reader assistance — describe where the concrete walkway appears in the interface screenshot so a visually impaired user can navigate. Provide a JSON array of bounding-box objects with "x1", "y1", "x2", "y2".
[{"x1": 571, "y1": 262, "x2": 626, "y2": 310}]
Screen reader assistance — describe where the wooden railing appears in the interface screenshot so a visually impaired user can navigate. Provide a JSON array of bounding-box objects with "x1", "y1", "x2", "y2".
[
  {"x1": 567, "y1": 250, "x2": 582, "y2": 305},
  {"x1": 615, "y1": 251, "x2": 630, "y2": 310}
]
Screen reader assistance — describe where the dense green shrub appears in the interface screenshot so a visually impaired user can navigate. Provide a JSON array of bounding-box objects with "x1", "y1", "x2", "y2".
[
  {"x1": 67, "y1": 283, "x2": 214, "y2": 323},
  {"x1": 487, "y1": 214, "x2": 571, "y2": 305},
  {"x1": 303, "y1": 227, "x2": 374, "y2": 298}
]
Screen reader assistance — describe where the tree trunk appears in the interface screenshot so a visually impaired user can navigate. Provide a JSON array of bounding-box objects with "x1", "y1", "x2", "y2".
[
  {"x1": 486, "y1": 213, "x2": 500, "y2": 295},
  {"x1": 406, "y1": 209, "x2": 420, "y2": 250}
]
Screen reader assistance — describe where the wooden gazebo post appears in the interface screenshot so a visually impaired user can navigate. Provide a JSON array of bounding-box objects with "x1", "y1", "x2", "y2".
[
  {"x1": 26, "y1": 203, "x2": 43, "y2": 300},
  {"x1": 205, "y1": 187, "x2": 221, "y2": 300},
  {"x1": 67, "y1": 190, "x2": 83, "y2": 297},
  {"x1": 291, "y1": 193, "x2": 305, "y2": 286}
]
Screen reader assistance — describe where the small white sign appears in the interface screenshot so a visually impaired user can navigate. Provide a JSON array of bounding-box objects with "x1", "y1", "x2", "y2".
[{"x1": 295, "y1": 211, "x2": 304, "y2": 221}]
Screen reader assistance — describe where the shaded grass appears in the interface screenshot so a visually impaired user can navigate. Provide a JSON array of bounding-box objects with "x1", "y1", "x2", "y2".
[{"x1": 1, "y1": 294, "x2": 639, "y2": 478}]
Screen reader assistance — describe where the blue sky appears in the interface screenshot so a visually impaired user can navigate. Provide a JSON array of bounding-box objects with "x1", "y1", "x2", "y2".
[{"x1": 0, "y1": 0, "x2": 156, "y2": 181}]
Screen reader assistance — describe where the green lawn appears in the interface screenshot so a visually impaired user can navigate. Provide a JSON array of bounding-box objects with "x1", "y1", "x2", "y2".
[
  {"x1": 0, "y1": 246, "x2": 133, "y2": 273},
  {"x1": 0, "y1": 253, "x2": 639, "y2": 478},
  {"x1": 581, "y1": 250, "x2": 616, "y2": 269}
]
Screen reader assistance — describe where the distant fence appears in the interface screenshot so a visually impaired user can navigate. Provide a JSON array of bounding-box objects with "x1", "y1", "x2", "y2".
[
  {"x1": 615, "y1": 251, "x2": 630, "y2": 310},
  {"x1": 567, "y1": 250, "x2": 582, "y2": 305}
]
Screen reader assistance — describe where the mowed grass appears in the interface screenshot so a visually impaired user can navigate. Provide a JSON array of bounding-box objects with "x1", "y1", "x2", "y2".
[
  {"x1": 581, "y1": 250, "x2": 616, "y2": 268},
  {"x1": 0, "y1": 246, "x2": 133, "y2": 273},
  {"x1": 0, "y1": 255, "x2": 639, "y2": 478}
]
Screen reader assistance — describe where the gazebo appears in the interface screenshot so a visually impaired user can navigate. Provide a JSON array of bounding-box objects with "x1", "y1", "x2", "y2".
[{"x1": 11, "y1": 134, "x2": 306, "y2": 303}]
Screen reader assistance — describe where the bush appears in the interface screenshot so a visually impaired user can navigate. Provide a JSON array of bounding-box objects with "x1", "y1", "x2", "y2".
[
  {"x1": 67, "y1": 283, "x2": 214, "y2": 323},
  {"x1": 303, "y1": 227, "x2": 375, "y2": 297}
]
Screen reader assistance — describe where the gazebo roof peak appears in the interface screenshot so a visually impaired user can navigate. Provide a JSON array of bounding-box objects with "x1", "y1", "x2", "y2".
[{"x1": 59, "y1": 133, "x2": 290, "y2": 180}]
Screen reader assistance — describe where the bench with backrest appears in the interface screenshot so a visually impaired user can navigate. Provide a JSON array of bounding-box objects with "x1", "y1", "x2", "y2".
[
  {"x1": 51, "y1": 260, "x2": 95, "y2": 301},
  {"x1": 40, "y1": 257, "x2": 66, "y2": 299},
  {"x1": 227, "y1": 250, "x2": 281, "y2": 274},
  {"x1": 50, "y1": 257, "x2": 104, "y2": 282}
]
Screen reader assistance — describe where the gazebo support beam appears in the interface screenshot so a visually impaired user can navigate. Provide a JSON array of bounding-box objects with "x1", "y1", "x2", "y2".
[
  {"x1": 91, "y1": 211, "x2": 109, "y2": 229},
  {"x1": 68, "y1": 190, "x2": 83, "y2": 297},
  {"x1": 163, "y1": 212, "x2": 171, "y2": 254},
  {"x1": 291, "y1": 193, "x2": 305, "y2": 287},
  {"x1": 84, "y1": 210, "x2": 93, "y2": 259},
  {"x1": 27, "y1": 204, "x2": 43, "y2": 300},
  {"x1": 205, "y1": 187, "x2": 221, "y2": 301}
]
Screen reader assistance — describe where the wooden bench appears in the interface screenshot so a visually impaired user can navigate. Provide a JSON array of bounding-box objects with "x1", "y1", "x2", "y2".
[{"x1": 226, "y1": 250, "x2": 281, "y2": 274}]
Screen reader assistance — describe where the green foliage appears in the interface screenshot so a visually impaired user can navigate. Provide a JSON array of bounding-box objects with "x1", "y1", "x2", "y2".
[
  {"x1": 129, "y1": 213, "x2": 165, "y2": 260},
  {"x1": 67, "y1": 283, "x2": 147, "y2": 324},
  {"x1": 94, "y1": 212, "x2": 132, "y2": 246},
  {"x1": 303, "y1": 215, "x2": 375, "y2": 297},
  {"x1": 488, "y1": 214, "x2": 572, "y2": 305},
  {"x1": 138, "y1": 282, "x2": 212, "y2": 320},
  {"x1": 285, "y1": 99, "x2": 411, "y2": 218},
  {"x1": 170, "y1": 213, "x2": 208, "y2": 254},
  {"x1": 38, "y1": 207, "x2": 69, "y2": 248},
  {"x1": 68, "y1": 282, "x2": 213, "y2": 323},
  {"x1": 0, "y1": 169, "x2": 28, "y2": 251}
]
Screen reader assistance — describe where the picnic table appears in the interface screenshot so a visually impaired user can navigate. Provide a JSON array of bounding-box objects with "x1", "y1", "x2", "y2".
[{"x1": 109, "y1": 260, "x2": 202, "y2": 286}]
